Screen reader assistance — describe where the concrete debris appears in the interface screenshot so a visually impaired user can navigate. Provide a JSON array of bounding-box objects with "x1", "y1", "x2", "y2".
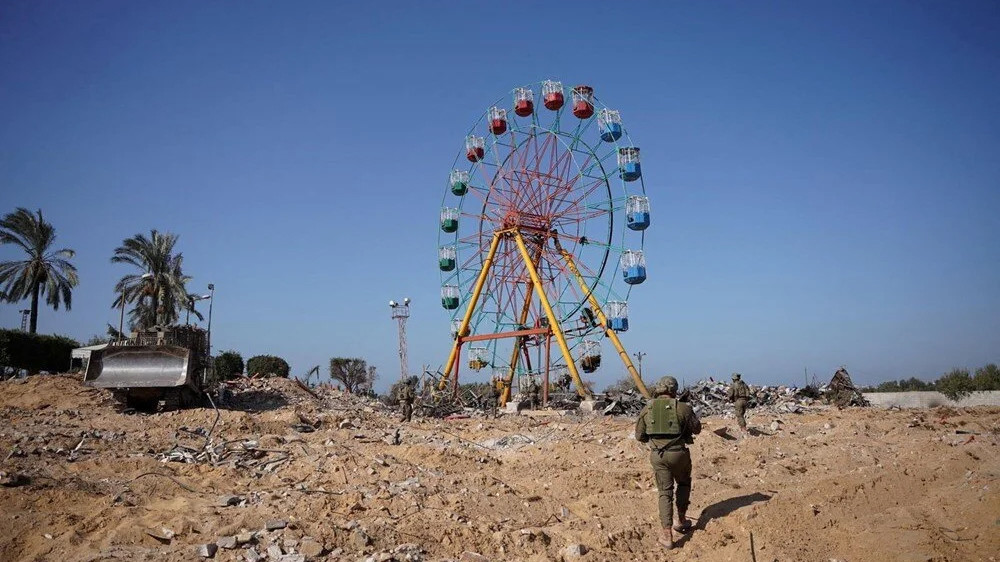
[
  {"x1": 145, "y1": 527, "x2": 175, "y2": 542},
  {"x1": 197, "y1": 543, "x2": 218, "y2": 558},
  {"x1": 217, "y1": 535, "x2": 237, "y2": 549},
  {"x1": 217, "y1": 494, "x2": 244, "y2": 507},
  {"x1": 298, "y1": 537, "x2": 323, "y2": 557},
  {"x1": 0, "y1": 471, "x2": 31, "y2": 487},
  {"x1": 267, "y1": 544, "x2": 283, "y2": 558},
  {"x1": 244, "y1": 548, "x2": 262, "y2": 562},
  {"x1": 351, "y1": 528, "x2": 372, "y2": 549},
  {"x1": 265, "y1": 519, "x2": 288, "y2": 531},
  {"x1": 562, "y1": 543, "x2": 588, "y2": 560},
  {"x1": 236, "y1": 531, "x2": 255, "y2": 544},
  {"x1": 826, "y1": 367, "x2": 870, "y2": 408}
]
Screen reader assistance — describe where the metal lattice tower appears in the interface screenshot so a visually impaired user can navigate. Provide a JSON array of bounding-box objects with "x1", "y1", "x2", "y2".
[
  {"x1": 20, "y1": 309, "x2": 30, "y2": 332},
  {"x1": 389, "y1": 298, "x2": 411, "y2": 381}
]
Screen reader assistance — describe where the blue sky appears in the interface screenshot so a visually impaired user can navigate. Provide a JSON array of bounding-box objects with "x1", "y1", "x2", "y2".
[{"x1": 1, "y1": 1, "x2": 998, "y2": 390}]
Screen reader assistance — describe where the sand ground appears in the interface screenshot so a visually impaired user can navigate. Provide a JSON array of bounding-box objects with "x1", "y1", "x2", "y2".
[{"x1": 1, "y1": 375, "x2": 997, "y2": 562}]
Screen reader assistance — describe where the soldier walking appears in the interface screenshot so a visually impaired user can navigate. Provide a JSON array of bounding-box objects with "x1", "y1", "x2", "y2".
[
  {"x1": 397, "y1": 377, "x2": 416, "y2": 422},
  {"x1": 728, "y1": 372, "x2": 751, "y2": 431},
  {"x1": 635, "y1": 376, "x2": 702, "y2": 550}
]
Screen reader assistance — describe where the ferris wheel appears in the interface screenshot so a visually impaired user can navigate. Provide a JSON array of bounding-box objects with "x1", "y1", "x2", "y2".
[{"x1": 437, "y1": 80, "x2": 652, "y2": 402}]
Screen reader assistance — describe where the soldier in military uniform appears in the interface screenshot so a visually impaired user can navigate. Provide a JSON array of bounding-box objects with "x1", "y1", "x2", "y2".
[
  {"x1": 526, "y1": 377, "x2": 541, "y2": 410},
  {"x1": 489, "y1": 376, "x2": 502, "y2": 418},
  {"x1": 727, "y1": 372, "x2": 751, "y2": 431},
  {"x1": 397, "y1": 377, "x2": 416, "y2": 422},
  {"x1": 635, "y1": 376, "x2": 702, "y2": 550}
]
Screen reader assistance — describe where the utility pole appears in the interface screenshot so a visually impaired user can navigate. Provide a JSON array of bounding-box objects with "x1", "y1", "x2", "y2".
[
  {"x1": 389, "y1": 298, "x2": 411, "y2": 381},
  {"x1": 633, "y1": 351, "x2": 646, "y2": 378}
]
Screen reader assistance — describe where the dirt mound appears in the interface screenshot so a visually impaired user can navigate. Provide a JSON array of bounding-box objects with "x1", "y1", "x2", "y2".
[
  {"x1": 0, "y1": 374, "x2": 111, "y2": 412},
  {"x1": 1, "y1": 375, "x2": 998, "y2": 561}
]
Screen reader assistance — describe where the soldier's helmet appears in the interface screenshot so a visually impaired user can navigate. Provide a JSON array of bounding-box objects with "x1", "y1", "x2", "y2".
[
  {"x1": 655, "y1": 376, "x2": 678, "y2": 396},
  {"x1": 732, "y1": 372, "x2": 741, "y2": 381}
]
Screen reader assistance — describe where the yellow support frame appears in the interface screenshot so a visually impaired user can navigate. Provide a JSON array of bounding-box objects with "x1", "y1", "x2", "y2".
[
  {"x1": 512, "y1": 231, "x2": 592, "y2": 399},
  {"x1": 438, "y1": 228, "x2": 644, "y2": 402},
  {"x1": 554, "y1": 238, "x2": 651, "y2": 398},
  {"x1": 438, "y1": 231, "x2": 502, "y2": 391}
]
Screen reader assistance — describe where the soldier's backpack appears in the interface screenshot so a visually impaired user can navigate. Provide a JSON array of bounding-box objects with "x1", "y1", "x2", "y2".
[{"x1": 648, "y1": 398, "x2": 682, "y2": 436}]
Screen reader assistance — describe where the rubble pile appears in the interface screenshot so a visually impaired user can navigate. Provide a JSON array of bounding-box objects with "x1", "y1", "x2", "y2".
[
  {"x1": 825, "y1": 367, "x2": 870, "y2": 408},
  {"x1": 603, "y1": 380, "x2": 823, "y2": 418}
]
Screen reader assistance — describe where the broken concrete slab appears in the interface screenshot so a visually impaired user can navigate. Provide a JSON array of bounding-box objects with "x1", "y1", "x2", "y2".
[
  {"x1": 216, "y1": 536, "x2": 237, "y2": 549},
  {"x1": 265, "y1": 519, "x2": 288, "y2": 531},
  {"x1": 196, "y1": 543, "x2": 218, "y2": 558}
]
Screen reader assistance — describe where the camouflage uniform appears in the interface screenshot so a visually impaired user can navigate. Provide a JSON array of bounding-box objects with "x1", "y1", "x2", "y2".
[
  {"x1": 489, "y1": 378, "x2": 502, "y2": 418},
  {"x1": 727, "y1": 373, "x2": 750, "y2": 429},
  {"x1": 397, "y1": 381, "x2": 415, "y2": 422},
  {"x1": 635, "y1": 376, "x2": 702, "y2": 548}
]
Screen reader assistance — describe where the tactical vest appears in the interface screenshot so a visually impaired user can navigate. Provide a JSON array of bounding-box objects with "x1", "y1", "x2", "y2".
[
  {"x1": 648, "y1": 398, "x2": 682, "y2": 436},
  {"x1": 733, "y1": 381, "x2": 750, "y2": 399}
]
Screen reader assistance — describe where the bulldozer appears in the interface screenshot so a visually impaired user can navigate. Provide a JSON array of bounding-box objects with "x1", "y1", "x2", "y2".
[{"x1": 83, "y1": 325, "x2": 216, "y2": 411}]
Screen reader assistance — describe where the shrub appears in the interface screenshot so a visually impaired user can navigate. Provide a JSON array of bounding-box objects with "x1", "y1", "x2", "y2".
[
  {"x1": 973, "y1": 363, "x2": 1000, "y2": 391},
  {"x1": 0, "y1": 329, "x2": 79, "y2": 375},
  {"x1": 214, "y1": 350, "x2": 245, "y2": 379},
  {"x1": 246, "y1": 354, "x2": 290, "y2": 378},
  {"x1": 935, "y1": 368, "x2": 975, "y2": 401}
]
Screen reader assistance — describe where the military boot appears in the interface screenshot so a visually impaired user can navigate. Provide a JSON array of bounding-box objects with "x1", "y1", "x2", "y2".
[
  {"x1": 657, "y1": 527, "x2": 673, "y2": 550},
  {"x1": 673, "y1": 513, "x2": 692, "y2": 533}
]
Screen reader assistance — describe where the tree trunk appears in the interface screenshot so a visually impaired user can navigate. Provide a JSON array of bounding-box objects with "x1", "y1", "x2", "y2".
[{"x1": 29, "y1": 281, "x2": 40, "y2": 334}]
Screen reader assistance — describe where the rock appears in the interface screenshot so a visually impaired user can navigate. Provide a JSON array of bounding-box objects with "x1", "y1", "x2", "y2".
[
  {"x1": 217, "y1": 536, "x2": 237, "y2": 549},
  {"x1": 236, "y1": 531, "x2": 255, "y2": 544},
  {"x1": 266, "y1": 519, "x2": 288, "y2": 531},
  {"x1": 0, "y1": 471, "x2": 29, "y2": 487},
  {"x1": 146, "y1": 527, "x2": 175, "y2": 542},
  {"x1": 197, "y1": 543, "x2": 218, "y2": 558},
  {"x1": 244, "y1": 548, "x2": 262, "y2": 562},
  {"x1": 460, "y1": 553, "x2": 490, "y2": 562},
  {"x1": 217, "y1": 495, "x2": 243, "y2": 507},
  {"x1": 562, "y1": 543, "x2": 588, "y2": 560},
  {"x1": 338, "y1": 419, "x2": 354, "y2": 429},
  {"x1": 351, "y1": 529, "x2": 372, "y2": 549},
  {"x1": 267, "y1": 545, "x2": 283, "y2": 558},
  {"x1": 299, "y1": 538, "x2": 323, "y2": 558},
  {"x1": 278, "y1": 555, "x2": 305, "y2": 562},
  {"x1": 770, "y1": 421, "x2": 781, "y2": 432},
  {"x1": 283, "y1": 538, "x2": 299, "y2": 550}
]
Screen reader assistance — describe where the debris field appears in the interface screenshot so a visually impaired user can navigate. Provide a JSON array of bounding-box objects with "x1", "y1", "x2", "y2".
[{"x1": 1, "y1": 375, "x2": 998, "y2": 561}]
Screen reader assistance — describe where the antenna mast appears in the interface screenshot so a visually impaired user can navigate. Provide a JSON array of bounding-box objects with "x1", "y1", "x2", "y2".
[{"x1": 389, "y1": 298, "x2": 411, "y2": 381}]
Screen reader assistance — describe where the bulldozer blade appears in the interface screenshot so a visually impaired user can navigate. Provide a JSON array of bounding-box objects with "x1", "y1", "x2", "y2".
[{"x1": 84, "y1": 345, "x2": 192, "y2": 389}]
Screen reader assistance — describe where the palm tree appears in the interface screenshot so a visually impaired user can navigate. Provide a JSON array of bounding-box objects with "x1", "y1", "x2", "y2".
[
  {"x1": 111, "y1": 230, "x2": 194, "y2": 330},
  {"x1": 0, "y1": 208, "x2": 79, "y2": 334}
]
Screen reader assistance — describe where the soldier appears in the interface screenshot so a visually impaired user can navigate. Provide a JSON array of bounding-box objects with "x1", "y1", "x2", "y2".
[
  {"x1": 489, "y1": 376, "x2": 502, "y2": 418},
  {"x1": 527, "y1": 377, "x2": 541, "y2": 410},
  {"x1": 635, "y1": 376, "x2": 702, "y2": 550},
  {"x1": 397, "y1": 378, "x2": 416, "y2": 422},
  {"x1": 727, "y1": 372, "x2": 751, "y2": 431}
]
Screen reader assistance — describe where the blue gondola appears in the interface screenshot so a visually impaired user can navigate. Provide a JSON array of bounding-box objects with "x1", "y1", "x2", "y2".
[
  {"x1": 601, "y1": 122, "x2": 622, "y2": 142},
  {"x1": 609, "y1": 317, "x2": 629, "y2": 331},
  {"x1": 626, "y1": 211, "x2": 650, "y2": 231},
  {"x1": 620, "y1": 162, "x2": 642, "y2": 182},
  {"x1": 623, "y1": 265, "x2": 647, "y2": 285}
]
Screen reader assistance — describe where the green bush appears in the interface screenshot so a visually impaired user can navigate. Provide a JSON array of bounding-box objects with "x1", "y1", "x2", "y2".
[
  {"x1": 214, "y1": 350, "x2": 245, "y2": 379},
  {"x1": 973, "y1": 364, "x2": 1000, "y2": 391},
  {"x1": 246, "y1": 354, "x2": 290, "y2": 378},
  {"x1": 0, "y1": 329, "x2": 79, "y2": 375},
  {"x1": 935, "y1": 368, "x2": 975, "y2": 401}
]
